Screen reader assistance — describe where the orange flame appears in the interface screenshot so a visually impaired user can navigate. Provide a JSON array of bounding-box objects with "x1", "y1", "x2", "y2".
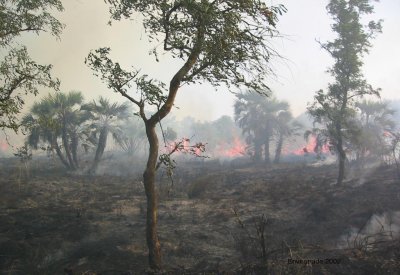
[
  {"x1": 383, "y1": 131, "x2": 392, "y2": 137},
  {"x1": 215, "y1": 137, "x2": 246, "y2": 158},
  {"x1": 0, "y1": 140, "x2": 8, "y2": 152},
  {"x1": 290, "y1": 135, "x2": 330, "y2": 156}
]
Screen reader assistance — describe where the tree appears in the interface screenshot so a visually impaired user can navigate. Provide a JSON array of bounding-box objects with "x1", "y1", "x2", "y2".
[
  {"x1": 116, "y1": 115, "x2": 147, "y2": 156},
  {"x1": 187, "y1": 115, "x2": 242, "y2": 158},
  {"x1": 259, "y1": 97, "x2": 290, "y2": 164},
  {"x1": 235, "y1": 92, "x2": 266, "y2": 162},
  {"x1": 234, "y1": 91, "x2": 290, "y2": 163},
  {"x1": 164, "y1": 127, "x2": 177, "y2": 142},
  {"x1": 21, "y1": 98, "x2": 68, "y2": 167},
  {"x1": 87, "y1": 0, "x2": 285, "y2": 270},
  {"x1": 389, "y1": 131, "x2": 400, "y2": 179},
  {"x1": 354, "y1": 100, "x2": 396, "y2": 164},
  {"x1": 82, "y1": 97, "x2": 130, "y2": 174},
  {"x1": 307, "y1": 0, "x2": 382, "y2": 185},
  {"x1": 50, "y1": 91, "x2": 85, "y2": 170},
  {"x1": 274, "y1": 111, "x2": 302, "y2": 163},
  {"x1": 0, "y1": 0, "x2": 64, "y2": 132},
  {"x1": 22, "y1": 91, "x2": 85, "y2": 170}
]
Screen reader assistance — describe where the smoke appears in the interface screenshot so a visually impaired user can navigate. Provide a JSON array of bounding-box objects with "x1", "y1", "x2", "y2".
[
  {"x1": 338, "y1": 211, "x2": 400, "y2": 250},
  {"x1": 344, "y1": 160, "x2": 383, "y2": 186}
]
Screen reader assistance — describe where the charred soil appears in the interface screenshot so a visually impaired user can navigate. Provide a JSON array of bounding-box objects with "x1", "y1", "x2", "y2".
[{"x1": 0, "y1": 158, "x2": 399, "y2": 274}]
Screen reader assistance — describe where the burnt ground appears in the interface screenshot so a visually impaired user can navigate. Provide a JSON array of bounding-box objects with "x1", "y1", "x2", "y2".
[{"x1": 0, "y1": 157, "x2": 400, "y2": 274}]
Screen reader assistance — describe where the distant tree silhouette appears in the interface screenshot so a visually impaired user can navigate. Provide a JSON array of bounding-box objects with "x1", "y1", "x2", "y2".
[
  {"x1": 22, "y1": 91, "x2": 85, "y2": 170},
  {"x1": 308, "y1": 0, "x2": 382, "y2": 185},
  {"x1": 234, "y1": 92, "x2": 297, "y2": 164},
  {"x1": 82, "y1": 97, "x2": 130, "y2": 174}
]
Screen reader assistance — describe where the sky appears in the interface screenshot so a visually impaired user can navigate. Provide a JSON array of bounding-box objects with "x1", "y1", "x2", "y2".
[
  {"x1": 2, "y1": 0, "x2": 400, "y2": 150},
  {"x1": 17, "y1": 0, "x2": 400, "y2": 118}
]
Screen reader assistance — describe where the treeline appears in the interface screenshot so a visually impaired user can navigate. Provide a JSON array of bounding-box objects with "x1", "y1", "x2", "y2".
[
  {"x1": 234, "y1": 92, "x2": 302, "y2": 164},
  {"x1": 20, "y1": 91, "x2": 144, "y2": 174},
  {"x1": 18, "y1": 89, "x2": 400, "y2": 176},
  {"x1": 232, "y1": 91, "x2": 399, "y2": 171},
  {"x1": 2, "y1": 0, "x2": 400, "y2": 270}
]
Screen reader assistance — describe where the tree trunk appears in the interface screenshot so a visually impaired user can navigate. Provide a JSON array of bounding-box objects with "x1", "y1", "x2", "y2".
[
  {"x1": 71, "y1": 132, "x2": 79, "y2": 168},
  {"x1": 143, "y1": 122, "x2": 162, "y2": 270},
  {"x1": 336, "y1": 124, "x2": 346, "y2": 185},
  {"x1": 392, "y1": 147, "x2": 400, "y2": 180},
  {"x1": 254, "y1": 139, "x2": 262, "y2": 163},
  {"x1": 62, "y1": 123, "x2": 75, "y2": 170},
  {"x1": 90, "y1": 127, "x2": 108, "y2": 174},
  {"x1": 359, "y1": 146, "x2": 366, "y2": 169},
  {"x1": 264, "y1": 135, "x2": 271, "y2": 164},
  {"x1": 134, "y1": 24, "x2": 204, "y2": 271},
  {"x1": 274, "y1": 134, "x2": 284, "y2": 164},
  {"x1": 54, "y1": 141, "x2": 70, "y2": 169},
  {"x1": 338, "y1": 151, "x2": 346, "y2": 185}
]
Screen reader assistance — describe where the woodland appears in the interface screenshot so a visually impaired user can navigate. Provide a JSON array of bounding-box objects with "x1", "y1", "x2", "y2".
[{"x1": 0, "y1": 0, "x2": 399, "y2": 274}]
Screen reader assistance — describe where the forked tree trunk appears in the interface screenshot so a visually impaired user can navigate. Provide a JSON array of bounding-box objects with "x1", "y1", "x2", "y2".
[
  {"x1": 274, "y1": 134, "x2": 284, "y2": 164},
  {"x1": 62, "y1": 123, "x2": 76, "y2": 170},
  {"x1": 137, "y1": 25, "x2": 205, "y2": 271},
  {"x1": 90, "y1": 128, "x2": 108, "y2": 174},
  {"x1": 253, "y1": 129, "x2": 262, "y2": 163},
  {"x1": 254, "y1": 140, "x2": 262, "y2": 163},
  {"x1": 71, "y1": 132, "x2": 79, "y2": 168},
  {"x1": 54, "y1": 141, "x2": 70, "y2": 169},
  {"x1": 264, "y1": 135, "x2": 271, "y2": 164},
  {"x1": 143, "y1": 122, "x2": 161, "y2": 270}
]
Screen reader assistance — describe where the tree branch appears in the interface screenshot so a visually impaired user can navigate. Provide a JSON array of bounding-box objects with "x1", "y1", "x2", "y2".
[
  {"x1": 0, "y1": 27, "x2": 46, "y2": 39},
  {"x1": 149, "y1": 21, "x2": 206, "y2": 126},
  {"x1": 163, "y1": 2, "x2": 184, "y2": 51}
]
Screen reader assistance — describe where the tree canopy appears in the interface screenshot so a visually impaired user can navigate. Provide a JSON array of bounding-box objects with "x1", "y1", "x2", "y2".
[
  {"x1": 307, "y1": 0, "x2": 382, "y2": 184},
  {"x1": 234, "y1": 91, "x2": 297, "y2": 163},
  {"x1": 82, "y1": 97, "x2": 130, "y2": 174},
  {"x1": 88, "y1": 0, "x2": 286, "y2": 270},
  {"x1": 0, "y1": 0, "x2": 64, "y2": 132},
  {"x1": 105, "y1": 0, "x2": 285, "y2": 92},
  {"x1": 22, "y1": 91, "x2": 85, "y2": 170}
]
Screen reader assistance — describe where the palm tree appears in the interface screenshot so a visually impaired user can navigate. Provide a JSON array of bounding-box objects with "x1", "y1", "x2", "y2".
[
  {"x1": 82, "y1": 97, "x2": 130, "y2": 174},
  {"x1": 355, "y1": 100, "x2": 396, "y2": 164},
  {"x1": 116, "y1": 116, "x2": 147, "y2": 156},
  {"x1": 22, "y1": 91, "x2": 85, "y2": 170},
  {"x1": 235, "y1": 92, "x2": 266, "y2": 162},
  {"x1": 274, "y1": 111, "x2": 302, "y2": 163},
  {"x1": 234, "y1": 91, "x2": 290, "y2": 163},
  {"x1": 22, "y1": 100, "x2": 69, "y2": 168},
  {"x1": 48, "y1": 91, "x2": 85, "y2": 169},
  {"x1": 259, "y1": 97, "x2": 289, "y2": 164}
]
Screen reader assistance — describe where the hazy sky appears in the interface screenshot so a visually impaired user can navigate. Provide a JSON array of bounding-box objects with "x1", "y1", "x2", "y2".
[{"x1": 10, "y1": 0, "x2": 400, "y2": 121}]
